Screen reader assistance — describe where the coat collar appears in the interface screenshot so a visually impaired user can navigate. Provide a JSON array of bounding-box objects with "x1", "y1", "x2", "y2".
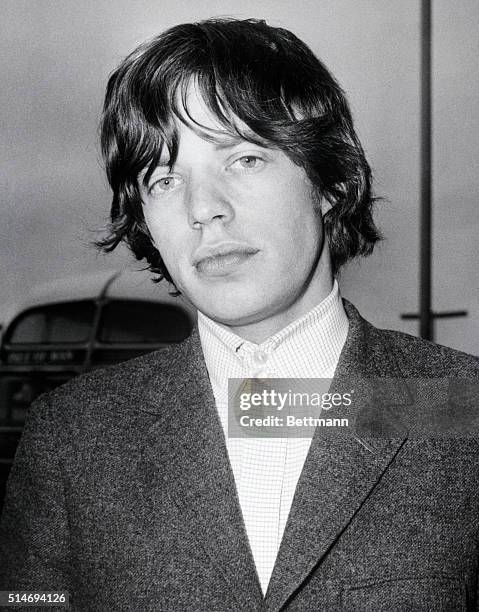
[{"x1": 138, "y1": 299, "x2": 413, "y2": 611}]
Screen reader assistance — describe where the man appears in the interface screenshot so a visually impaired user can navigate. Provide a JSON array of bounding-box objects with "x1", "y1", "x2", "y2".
[{"x1": 1, "y1": 18, "x2": 478, "y2": 611}]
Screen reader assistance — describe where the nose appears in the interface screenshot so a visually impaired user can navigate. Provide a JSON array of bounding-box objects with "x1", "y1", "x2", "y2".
[{"x1": 186, "y1": 174, "x2": 234, "y2": 229}]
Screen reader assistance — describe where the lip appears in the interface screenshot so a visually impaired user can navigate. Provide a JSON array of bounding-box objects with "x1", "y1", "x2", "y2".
[{"x1": 193, "y1": 242, "x2": 259, "y2": 277}]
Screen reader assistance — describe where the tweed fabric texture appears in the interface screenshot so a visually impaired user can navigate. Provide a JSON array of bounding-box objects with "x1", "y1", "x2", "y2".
[{"x1": 0, "y1": 300, "x2": 478, "y2": 611}]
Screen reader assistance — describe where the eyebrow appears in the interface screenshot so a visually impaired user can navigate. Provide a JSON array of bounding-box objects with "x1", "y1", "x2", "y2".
[
  {"x1": 212, "y1": 135, "x2": 249, "y2": 150},
  {"x1": 139, "y1": 133, "x2": 269, "y2": 182},
  {"x1": 194, "y1": 131, "x2": 267, "y2": 150}
]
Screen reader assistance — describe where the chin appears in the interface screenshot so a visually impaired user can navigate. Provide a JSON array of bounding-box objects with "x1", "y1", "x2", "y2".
[{"x1": 198, "y1": 297, "x2": 270, "y2": 327}]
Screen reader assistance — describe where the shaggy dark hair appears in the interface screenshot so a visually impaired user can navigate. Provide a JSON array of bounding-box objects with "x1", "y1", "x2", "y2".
[{"x1": 98, "y1": 17, "x2": 381, "y2": 283}]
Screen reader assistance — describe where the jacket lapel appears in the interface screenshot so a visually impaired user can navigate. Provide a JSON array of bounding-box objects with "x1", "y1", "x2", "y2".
[
  {"x1": 140, "y1": 329, "x2": 263, "y2": 611},
  {"x1": 262, "y1": 300, "x2": 414, "y2": 612}
]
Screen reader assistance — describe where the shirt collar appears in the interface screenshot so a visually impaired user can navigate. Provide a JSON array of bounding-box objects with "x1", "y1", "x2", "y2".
[{"x1": 198, "y1": 279, "x2": 349, "y2": 383}]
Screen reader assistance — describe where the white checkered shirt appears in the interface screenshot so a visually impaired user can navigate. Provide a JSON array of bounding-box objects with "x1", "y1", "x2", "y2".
[{"x1": 198, "y1": 280, "x2": 349, "y2": 595}]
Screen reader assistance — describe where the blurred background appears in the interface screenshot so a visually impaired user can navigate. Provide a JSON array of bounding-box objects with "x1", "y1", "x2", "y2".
[{"x1": 1, "y1": 0, "x2": 478, "y2": 351}]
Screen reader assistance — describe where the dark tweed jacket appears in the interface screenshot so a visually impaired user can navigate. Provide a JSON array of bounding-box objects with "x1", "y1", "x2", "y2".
[{"x1": 1, "y1": 300, "x2": 479, "y2": 611}]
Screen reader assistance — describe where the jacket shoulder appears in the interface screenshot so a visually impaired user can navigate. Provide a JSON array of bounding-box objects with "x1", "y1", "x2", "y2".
[
  {"x1": 379, "y1": 326, "x2": 479, "y2": 377},
  {"x1": 343, "y1": 299, "x2": 479, "y2": 378},
  {"x1": 31, "y1": 340, "x2": 188, "y2": 427}
]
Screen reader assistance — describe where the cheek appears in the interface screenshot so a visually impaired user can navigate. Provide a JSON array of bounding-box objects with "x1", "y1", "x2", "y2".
[
  {"x1": 143, "y1": 209, "x2": 160, "y2": 242},
  {"x1": 144, "y1": 213, "x2": 182, "y2": 262},
  {"x1": 274, "y1": 190, "x2": 322, "y2": 249}
]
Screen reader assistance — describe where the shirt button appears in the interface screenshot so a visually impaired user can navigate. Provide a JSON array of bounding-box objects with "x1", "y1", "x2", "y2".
[{"x1": 253, "y1": 350, "x2": 268, "y2": 365}]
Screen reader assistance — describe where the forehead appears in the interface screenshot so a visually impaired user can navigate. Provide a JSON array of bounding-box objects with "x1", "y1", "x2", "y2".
[
  {"x1": 176, "y1": 82, "x2": 264, "y2": 147},
  {"x1": 180, "y1": 84, "x2": 220, "y2": 130}
]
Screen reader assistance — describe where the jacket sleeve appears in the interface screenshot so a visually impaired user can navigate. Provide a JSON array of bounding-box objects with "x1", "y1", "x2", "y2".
[{"x1": 0, "y1": 396, "x2": 71, "y2": 593}]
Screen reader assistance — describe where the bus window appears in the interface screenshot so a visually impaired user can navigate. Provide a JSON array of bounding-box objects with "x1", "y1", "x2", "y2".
[
  {"x1": 7, "y1": 301, "x2": 96, "y2": 344},
  {"x1": 97, "y1": 300, "x2": 192, "y2": 344}
]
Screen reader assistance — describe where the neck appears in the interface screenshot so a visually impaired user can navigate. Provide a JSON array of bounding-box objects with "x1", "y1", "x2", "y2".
[{"x1": 218, "y1": 257, "x2": 334, "y2": 344}]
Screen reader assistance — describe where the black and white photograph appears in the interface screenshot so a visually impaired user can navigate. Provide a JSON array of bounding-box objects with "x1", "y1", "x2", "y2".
[{"x1": 0, "y1": 1, "x2": 478, "y2": 610}]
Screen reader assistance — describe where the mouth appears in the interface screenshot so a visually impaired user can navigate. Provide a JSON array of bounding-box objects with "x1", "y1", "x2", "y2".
[{"x1": 194, "y1": 245, "x2": 259, "y2": 278}]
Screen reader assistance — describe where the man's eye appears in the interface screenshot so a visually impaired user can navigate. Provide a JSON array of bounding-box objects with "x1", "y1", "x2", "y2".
[
  {"x1": 239, "y1": 156, "x2": 258, "y2": 168},
  {"x1": 149, "y1": 176, "x2": 181, "y2": 194},
  {"x1": 230, "y1": 155, "x2": 264, "y2": 171}
]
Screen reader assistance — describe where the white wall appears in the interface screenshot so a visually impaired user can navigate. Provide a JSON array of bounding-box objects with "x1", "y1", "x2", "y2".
[{"x1": 1, "y1": 0, "x2": 477, "y2": 353}]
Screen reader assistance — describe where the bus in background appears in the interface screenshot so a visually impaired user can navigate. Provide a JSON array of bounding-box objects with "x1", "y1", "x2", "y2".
[{"x1": 0, "y1": 270, "x2": 197, "y2": 509}]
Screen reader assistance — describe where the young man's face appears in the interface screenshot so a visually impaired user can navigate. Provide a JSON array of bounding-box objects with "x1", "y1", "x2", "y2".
[{"x1": 139, "y1": 85, "x2": 332, "y2": 340}]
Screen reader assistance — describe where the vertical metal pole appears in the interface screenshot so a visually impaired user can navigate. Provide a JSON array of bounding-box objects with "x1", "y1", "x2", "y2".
[{"x1": 420, "y1": 0, "x2": 433, "y2": 340}]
